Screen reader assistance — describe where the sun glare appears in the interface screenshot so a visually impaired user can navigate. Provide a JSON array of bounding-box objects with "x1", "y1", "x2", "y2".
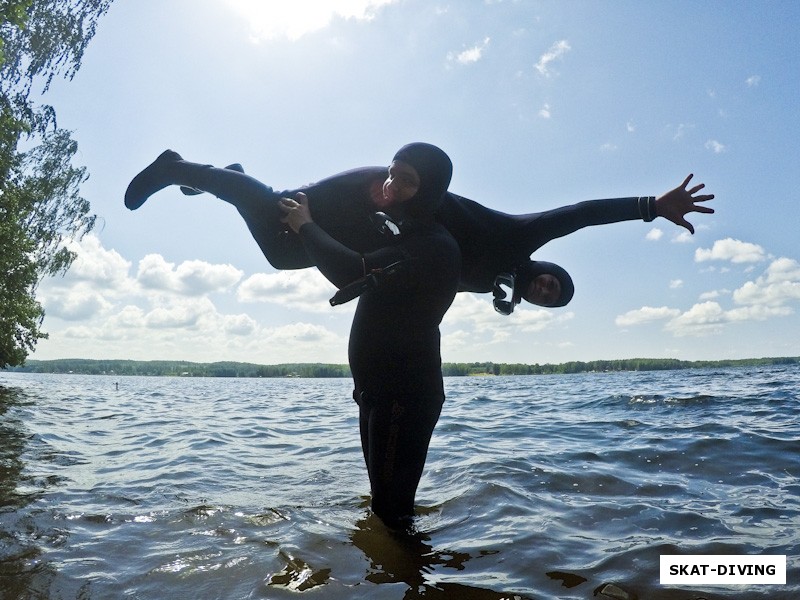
[{"x1": 223, "y1": 0, "x2": 397, "y2": 41}]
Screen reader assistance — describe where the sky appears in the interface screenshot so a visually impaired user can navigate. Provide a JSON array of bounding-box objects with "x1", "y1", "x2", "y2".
[{"x1": 29, "y1": 0, "x2": 800, "y2": 366}]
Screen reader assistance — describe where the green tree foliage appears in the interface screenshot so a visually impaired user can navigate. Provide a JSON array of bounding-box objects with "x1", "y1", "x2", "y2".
[{"x1": 1, "y1": 0, "x2": 112, "y2": 367}]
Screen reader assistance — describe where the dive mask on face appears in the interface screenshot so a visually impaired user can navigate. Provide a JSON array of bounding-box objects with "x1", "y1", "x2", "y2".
[{"x1": 493, "y1": 272, "x2": 517, "y2": 315}]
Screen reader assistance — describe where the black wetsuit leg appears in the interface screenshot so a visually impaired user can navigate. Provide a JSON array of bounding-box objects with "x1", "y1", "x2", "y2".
[
  {"x1": 176, "y1": 164, "x2": 395, "y2": 270},
  {"x1": 358, "y1": 395, "x2": 443, "y2": 527},
  {"x1": 168, "y1": 162, "x2": 313, "y2": 269}
]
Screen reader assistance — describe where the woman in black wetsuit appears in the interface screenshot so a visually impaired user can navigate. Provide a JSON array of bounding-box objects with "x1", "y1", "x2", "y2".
[
  {"x1": 437, "y1": 175, "x2": 714, "y2": 313},
  {"x1": 126, "y1": 143, "x2": 461, "y2": 528}
]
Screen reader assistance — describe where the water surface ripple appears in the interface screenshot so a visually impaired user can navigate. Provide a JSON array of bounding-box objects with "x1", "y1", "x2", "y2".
[{"x1": 1, "y1": 366, "x2": 798, "y2": 599}]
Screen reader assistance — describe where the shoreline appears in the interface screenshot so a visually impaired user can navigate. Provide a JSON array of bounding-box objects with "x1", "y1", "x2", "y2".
[{"x1": 4, "y1": 357, "x2": 799, "y2": 378}]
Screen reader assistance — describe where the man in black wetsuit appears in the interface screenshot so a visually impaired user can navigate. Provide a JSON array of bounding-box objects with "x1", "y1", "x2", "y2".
[{"x1": 126, "y1": 143, "x2": 461, "y2": 528}]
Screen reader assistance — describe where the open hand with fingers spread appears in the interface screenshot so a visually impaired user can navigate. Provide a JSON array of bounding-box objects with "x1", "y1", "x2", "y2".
[
  {"x1": 279, "y1": 192, "x2": 314, "y2": 233},
  {"x1": 655, "y1": 174, "x2": 715, "y2": 234}
]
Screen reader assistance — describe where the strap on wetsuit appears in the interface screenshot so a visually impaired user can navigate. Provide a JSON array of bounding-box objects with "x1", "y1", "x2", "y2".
[{"x1": 329, "y1": 259, "x2": 410, "y2": 306}]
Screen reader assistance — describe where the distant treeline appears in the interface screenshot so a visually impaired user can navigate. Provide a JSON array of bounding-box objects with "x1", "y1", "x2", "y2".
[
  {"x1": 5, "y1": 357, "x2": 799, "y2": 378},
  {"x1": 6, "y1": 360, "x2": 350, "y2": 378},
  {"x1": 442, "y1": 356, "x2": 800, "y2": 376}
]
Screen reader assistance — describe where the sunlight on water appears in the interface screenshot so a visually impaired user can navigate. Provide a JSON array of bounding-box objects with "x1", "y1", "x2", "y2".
[{"x1": 1, "y1": 366, "x2": 798, "y2": 599}]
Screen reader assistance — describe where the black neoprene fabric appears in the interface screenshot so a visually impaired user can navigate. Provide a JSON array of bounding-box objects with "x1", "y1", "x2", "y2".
[
  {"x1": 297, "y1": 145, "x2": 461, "y2": 525},
  {"x1": 126, "y1": 149, "x2": 654, "y2": 525}
]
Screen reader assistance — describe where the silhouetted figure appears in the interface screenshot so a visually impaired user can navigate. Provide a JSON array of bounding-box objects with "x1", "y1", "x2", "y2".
[
  {"x1": 126, "y1": 143, "x2": 461, "y2": 528},
  {"x1": 125, "y1": 144, "x2": 714, "y2": 526}
]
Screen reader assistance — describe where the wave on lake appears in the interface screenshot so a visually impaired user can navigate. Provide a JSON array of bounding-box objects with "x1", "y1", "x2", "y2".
[{"x1": 1, "y1": 365, "x2": 798, "y2": 599}]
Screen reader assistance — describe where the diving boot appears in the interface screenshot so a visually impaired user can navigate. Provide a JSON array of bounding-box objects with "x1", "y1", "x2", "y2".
[{"x1": 124, "y1": 150, "x2": 184, "y2": 210}]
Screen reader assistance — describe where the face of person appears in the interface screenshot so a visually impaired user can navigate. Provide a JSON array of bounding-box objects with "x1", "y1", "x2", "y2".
[
  {"x1": 380, "y1": 160, "x2": 420, "y2": 207},
  {"x1": 523, "y1": 274, "x2": 561, "y2": 307}
]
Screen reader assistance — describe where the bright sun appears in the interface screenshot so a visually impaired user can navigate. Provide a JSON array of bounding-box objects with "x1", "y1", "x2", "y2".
[{"x1": 223, "y1": 0, "x2": 397, "y2": 41}]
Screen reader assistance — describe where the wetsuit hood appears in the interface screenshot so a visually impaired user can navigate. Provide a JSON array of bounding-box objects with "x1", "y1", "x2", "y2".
[
  {"x1": 516, "y1": 260, "x2": 575, "y2": 307},
  {"x1": 392, "y1": 142, "x2": 452, "y2": 220}
]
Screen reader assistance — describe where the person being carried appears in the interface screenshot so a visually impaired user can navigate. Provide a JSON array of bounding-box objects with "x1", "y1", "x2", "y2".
[
  {"x1": 126, "y1": 157, "x2": 713, "y2": 314},
  {"x1": 125, "y1": 143, "x2": 461, "y2": 529},
  {"x1": 437, "y1": 173, "x2": 714, "y2": 313}
]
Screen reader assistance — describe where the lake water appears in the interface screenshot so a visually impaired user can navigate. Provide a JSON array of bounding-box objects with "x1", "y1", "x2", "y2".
[{"x1": 1, "y1": 366, "x2": 798, "y2": 599}]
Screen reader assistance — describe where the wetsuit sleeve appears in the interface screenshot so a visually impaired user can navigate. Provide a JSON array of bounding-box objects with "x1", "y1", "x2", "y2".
[
  {"x1": 297, "y1": 222, "x2": 406, "y2": 289},
  {"x1": 512, "y1": 196, "x2": 655, "y2": 257}
]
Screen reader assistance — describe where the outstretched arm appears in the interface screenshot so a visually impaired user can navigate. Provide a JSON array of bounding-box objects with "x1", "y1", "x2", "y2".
[
  {"x1": 506, "y1": 174, "x2": 716, "y2": 260},
  {"x1": 655, "y1": 174, "x2": 715, "y2": 234}
]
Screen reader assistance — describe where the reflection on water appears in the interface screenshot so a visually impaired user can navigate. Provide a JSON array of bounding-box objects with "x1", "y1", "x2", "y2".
[
  {"x1": 0, "y1": 385, "x2": 57, "y2": 598},
  {"x1": 349, "y1": 514, "x2": 524, "y2": 599},
  {"x1": 0, "y1": 368, "x2": 797, "y2": 599}
]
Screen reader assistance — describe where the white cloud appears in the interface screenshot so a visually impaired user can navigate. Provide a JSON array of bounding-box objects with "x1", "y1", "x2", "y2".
[
  {"x1": 136, "y1": 254, "x2": 174, "y2": 291},
  {"x1": 732, "y1": 258, "x2": 800, "y2": 307},
  {"x1": 48, "y1": 311, "x2": 347, "y2": 363},
  {"x1": 136, "y1": 255, "x2": 243, "y2": 296},
  {"x1": 669, "y1": 279, "x2": 684, "y2": 289},
  {"x1": 36, "y1": 229, "x2": 800, "y2": 362},
  {"x1": 535, "y1": 40, "x2": 571, "y2": 76},
  {"x1": 619, "y1": 257, "x2": 800, "y2": 338},
  {"x1": 441, "y1": 329, "x2": 472, "y2": 350},
  {"x1": 615, "y1": 306, "x2": 681, "y2": 327},
  {"x1": 705, "y1": 139, "x2": 727, "y2": 154},
  {"x1": 110, "y1": 305, "x2": 146, "y2": 329},
  {"x1": 746, "y1": 75, "x2": 761, "y2": 87},
  {"x1": 144, "y1": 297, "x2": 216, "y2": 329},
  {"x1": 698, "y1": 289, "x2": 729, "y2": 301},
  {"x1": 61, "y1": 235, "x2": 131, "y2": 286},
  {"x1": 177, "y1": 260, "x2": 244, "y2": 295},
  {"x1": 224, "y1": 0, "x2": 397, "y2": 41},
  {"x1": 448, "y1": 37, "x2": 491, "y2": 65},
  {"x1": 268, "y1": 321, "x2": 338, "y2": 345},
  {"x1": 223, "y1": 313, "x2": 258, "y2": 336},
  {"x1": 664, "y1": 301, "x2": 726, "y2": 337},
  {"x1": 626, "y1": 121, "x2": 636, "y2": 133},
  {"x1": 33, "y1": 235, "x2": 353, "y2": 362},
  {"x1": 254, "y1": 322, "x2": 346, "y2": 363},
  {"x1": 538, "y1": 103, "x2": 551, "y2": 119},
  {"x1": 672, "y1": 231, "x2": 694, "y2": 244},
  {"x1": 42, "y1": 288, "x2": 113, "y2": 321},
  {"x1": 237, "y1": 270, "x2": 337, "y2": 313},
  {"x1": 726, "y1": 305, "x2": 793, "y2": 322},
  {"x1": 443, "y1": 293, "x2": 573, "y2": 348},
  {"x1": 663, "y1": 300, "x2": 793, "y2": 338},
  {"x1": 646, "y1": 228, "x2": 664, "y2": 241},
  {"x1": 39, "y1": 235, "x2": 134, "y2": 321},
  {"x1": 695, "y1": 238, "x2": 767, "y2": 264},
  {"x1": 762, "y1": 257, "x2": 800, "y2": 284},
  {"x1": 669, "y1": 123, "x2": 694, "y2": 141}
]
